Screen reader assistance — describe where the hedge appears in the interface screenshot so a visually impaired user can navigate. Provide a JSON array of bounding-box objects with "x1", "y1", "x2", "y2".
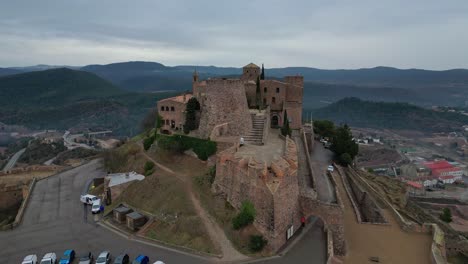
[{"x1": 155, "y1": 134, "x2": 217, "y2": 161}]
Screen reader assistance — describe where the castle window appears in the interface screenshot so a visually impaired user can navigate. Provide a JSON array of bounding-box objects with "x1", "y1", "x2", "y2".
[
  {"x1": 272, "y1": 97, "x2": 276, "y2": 104},
  {"x1": 161, "y1": 106, "x2": 164, "y2": 111},
  {"x1": 264, "y1": 87, "x2": 267, "y2": 93},
  {"x1": 171, "y1": 106, "x2": 175, "y2": 111},
  {"x1": 276, "y1": 87, "x2": 280, "y2": 93},
  {"x1": 165, "y1": 106, "x2": 169, "y2": 111},
  {"x1": 263, "y1": 98, "x2": 267, "y2": 105}
]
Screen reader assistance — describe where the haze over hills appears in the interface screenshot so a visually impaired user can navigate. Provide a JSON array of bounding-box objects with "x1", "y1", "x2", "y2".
[
  {"x1": 313, "y1": 97, "x2": 468, "y2": 133},
  {"x1": 0, "y1": 68, "x2": 175, "y2": 135},
  {"x1": 4, "y1": 61, "x2": 468, "y2": 108}
]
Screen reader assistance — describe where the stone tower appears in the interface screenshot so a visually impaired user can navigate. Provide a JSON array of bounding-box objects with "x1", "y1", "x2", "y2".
[{"x1": 241, "y1": 63, "x2": 260, "y2": 82}]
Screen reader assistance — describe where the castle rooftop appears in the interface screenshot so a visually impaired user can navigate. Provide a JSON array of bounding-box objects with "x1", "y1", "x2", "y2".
[
  {"x1": 243, "y1": 62, "x2": 259, "y2": 68},
  {"x1": 158, "y1": 94, "x2": 193, "y2": 104}
]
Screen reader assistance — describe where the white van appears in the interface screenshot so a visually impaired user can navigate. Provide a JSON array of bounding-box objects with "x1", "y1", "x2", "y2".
[
  {"x1": 80, "y1": 194, "x2": 98, "y2": 205},
  {"x1": 91, "y1": 199, "x2": 102, "y2": 214}
]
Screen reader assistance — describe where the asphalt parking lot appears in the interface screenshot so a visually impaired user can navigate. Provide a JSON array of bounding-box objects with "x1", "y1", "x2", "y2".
[{"x1": 0, "y1": 159, "x2": 326, "y2": 264}]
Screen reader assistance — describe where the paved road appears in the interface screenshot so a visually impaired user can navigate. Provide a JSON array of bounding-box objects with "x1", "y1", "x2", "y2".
[
  {"x1": 261, "y1": 220, "x2": 326, "y2": 264},
  {"x1": 0, "y1": 159, "x2": 327, "y2": 264},
  {"x1": 0, "y1": 160, "x2": 207, "y2": 264},
  {"x1": 309, "y1": 141, "x2": 336, "y2": 203},
  {"x1": 2, "y1": 148, "x2": 26, "y2": 172}
]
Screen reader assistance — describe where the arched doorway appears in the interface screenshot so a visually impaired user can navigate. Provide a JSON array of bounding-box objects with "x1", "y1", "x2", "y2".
[{"x1": 271, "y1": 115, "x2": 279, "y2": 128}]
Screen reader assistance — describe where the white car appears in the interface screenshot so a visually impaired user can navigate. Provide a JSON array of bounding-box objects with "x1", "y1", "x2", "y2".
[
  {"x1": 91, "y1": 199, "x2": 102, "y2": 214},
  {"x1": 80, "y1": 194, "x2": 98, "y2": 205},
  {"x1": 153, "y1": 262, "x2": 165, "y2": 264},
  {"x1": 327, "y1": 165, "x2": 334, "y2": 172},
  {"x1": 40, "y1": 253, "x2": 57, "y2": 264},
  {"x1": 96, "y1": 251, "x2": 111, "y2": 264},
  {"x1": 22, "y1": 254, "x2": 38, "y2": 264}
]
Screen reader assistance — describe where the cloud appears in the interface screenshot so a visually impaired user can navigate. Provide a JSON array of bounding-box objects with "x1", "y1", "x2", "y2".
[{"x1": 0, "y1": 0, "x2": 467, "y2": 69}]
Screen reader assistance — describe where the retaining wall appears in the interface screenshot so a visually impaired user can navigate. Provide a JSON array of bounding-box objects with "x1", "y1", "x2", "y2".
[{"x1": 0, "y1": 177, "x2": 36, "y2": 231}]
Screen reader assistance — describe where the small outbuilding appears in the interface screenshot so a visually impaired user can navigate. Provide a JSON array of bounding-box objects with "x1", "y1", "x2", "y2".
[
  {"x1": 126, "y1": 211, "x2": 147, "y2": 230},
  {"x1": 113, "y1": 206, "x2": 132, "y2": 223}
]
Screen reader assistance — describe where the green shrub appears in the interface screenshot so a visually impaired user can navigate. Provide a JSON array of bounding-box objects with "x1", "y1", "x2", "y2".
[
  {"x1": 338, "y1": 153, "x2": 352, "y2": 166},
  {"x1": 440, "y1": 208, "x2": 452, "y2": 223},
  {"x1": 143, "y1": 135, "x2": 155, "y2": 151},
  {"x1": 144, "y1": 161, "x2": 155, "y2": 175},
  {"x1": 209, "y1": 166, "x2": 216, "y2": 184},
  {"x1": 232, "y1": 201, "x2": 256, "y2": 230},
  {"x1": 249, "y1": 235, "x2": 268, "y2": 252}
]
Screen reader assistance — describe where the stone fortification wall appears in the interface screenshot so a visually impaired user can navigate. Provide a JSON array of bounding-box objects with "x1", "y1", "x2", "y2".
[
  {"x1": 212, "y1": 137, "x2": 301, "y2": 251},
  {"x1": 198, "y1": 79, "x2": 252, "y2": 139},
  {"x1": 0, "y1": 184, "x2": 24, "y2": 210},
  {"x1": 345, "y1": 170, "x2": 387, "y2": 223},
  {"x1": 0, "y1": 165, "x2": 63, "y2": 176}
]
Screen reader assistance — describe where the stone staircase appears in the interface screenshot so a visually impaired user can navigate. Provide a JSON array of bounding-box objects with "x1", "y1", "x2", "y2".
[{"x1": 243, "y1": 114, "x2": 265, "y2": 145}]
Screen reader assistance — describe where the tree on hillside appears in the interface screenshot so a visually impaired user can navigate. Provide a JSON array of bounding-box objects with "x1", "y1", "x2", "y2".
[
  {"x1": 440, "y1": 208, "x2": 452, "y2": 223},
  {"x1": 281, "y1": 110, "x2": 292, "y2": 137},
  {"x1": 331, "y1": 124, "x2": 358, "y2": 166},
  {"x1": 313, "y1": 119, "x2": 335, "y2": 139},
  {"x1": 184, "y1": 97, "x2": 200, "y2": 134},
  {"x1": 141, "y1": 108, "x2": 163, "y2": 135},
  {"x1": 256, "y1": 76, "x2": 262, "y2": 110}
]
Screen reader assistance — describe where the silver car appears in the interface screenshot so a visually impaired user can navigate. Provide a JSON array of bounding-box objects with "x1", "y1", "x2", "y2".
[
  {"x1": 78, "y1": 252, "x2": 94, "y2": 264},
  {"x1": 96, "y1": 251, "x2": 111, "y2": 264}
]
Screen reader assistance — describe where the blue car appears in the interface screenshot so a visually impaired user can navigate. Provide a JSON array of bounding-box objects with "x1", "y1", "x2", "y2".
[
  {"x1": 59, "y1": 249, "x2": 75, "y2": 264},
  {"x1": 132, "y1": 255, "x2": 149, "y2": 264}
]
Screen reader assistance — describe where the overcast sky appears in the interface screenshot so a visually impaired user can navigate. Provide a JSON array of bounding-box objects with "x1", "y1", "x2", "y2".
[{"x1": 1, "y1": 0, "x2": 467, "y2": 69}]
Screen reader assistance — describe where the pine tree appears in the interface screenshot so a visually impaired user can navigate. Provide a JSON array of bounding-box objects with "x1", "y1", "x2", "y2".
[
  {"x1": 260, "y1": 64, "x2": 265, "y2": 80},
  {"x1": 255, "y1": 75, "x2": 262, "y2": 110},
  {"x1": 281, "y1": 110, "x2": 291, "y2": 137}
]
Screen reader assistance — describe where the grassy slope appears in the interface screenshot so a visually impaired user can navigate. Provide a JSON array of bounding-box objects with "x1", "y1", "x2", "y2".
[{"x1": 103, "y1": 142, "x2": 219, "y2": 254}]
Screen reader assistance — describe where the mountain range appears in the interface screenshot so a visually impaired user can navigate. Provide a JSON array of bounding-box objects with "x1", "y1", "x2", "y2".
[{"x1": 3, "y1": 61, "x2": 468, "y2": 108}]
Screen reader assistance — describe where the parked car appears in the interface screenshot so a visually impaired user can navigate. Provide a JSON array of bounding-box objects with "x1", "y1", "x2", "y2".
[
  {"x1": 327, "y1": 165, "x2": 334, "y2": 172},
  {"x1": 153, "y1": 261, "x2": 165, "y2": 264},
  {"x1": 78, "y1": 252, "x2": 94, "y2": 264},
  {"x1": 59, "y1": 250, "x2": 75, "y2": 264},
  {"x1": 80, "y1": 194, "x2": 99, "y2": 205},
  {"x1": 132, "y1": 255, "x2": 149, "y2": 264},
  {"x1": 40, "y1": 253, "x2": 57, "y2": 264},
  {"x1": 22, "y1": 255, "x2": 38, "y2": 264},
  {"x1": 92, "y1": 199, "x2": 102, "y2": 214},
  {"x1": 96, "y1": 251, "x2": 111, "y2": 264},
  {"x1": 113, "y1": 254, "x2": 130, "y2": 264}
]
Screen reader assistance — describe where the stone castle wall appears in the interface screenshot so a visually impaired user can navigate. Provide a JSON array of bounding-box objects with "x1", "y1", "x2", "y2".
[
  {"x1": 212, "y1": 137, "x2": 301, "y2": 251},
  {"x1": 198, "y1": 79, "x2": 252, "y2": 139}
]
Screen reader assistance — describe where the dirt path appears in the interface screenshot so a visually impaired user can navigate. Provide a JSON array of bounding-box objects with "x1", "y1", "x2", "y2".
[
  {"x1": 332, "y1": 170, "x2": 432, "y2": 264},
  {"x1": 140, "y1": 143, "x2": 247, "y2": 261}
]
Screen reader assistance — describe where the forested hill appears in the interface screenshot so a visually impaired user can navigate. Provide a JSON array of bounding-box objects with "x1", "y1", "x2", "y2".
[
  {"x1": 313, "y1": 97, "x2": 468, "y2": 133},
  {"x1": 0, "y1": 68, "x2": 123, "y2": 108},
  {"x1": 0, "y1": 68, "x2": 175, "y2": 135}
]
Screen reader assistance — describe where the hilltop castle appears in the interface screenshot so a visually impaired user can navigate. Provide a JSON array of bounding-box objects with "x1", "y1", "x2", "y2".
[
  {"x1": 158, "y1": 63, "x2": 303, "y2": 139},
  {"x1": 157, "y1": 63, "x2": 306, "y2": 251}
]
